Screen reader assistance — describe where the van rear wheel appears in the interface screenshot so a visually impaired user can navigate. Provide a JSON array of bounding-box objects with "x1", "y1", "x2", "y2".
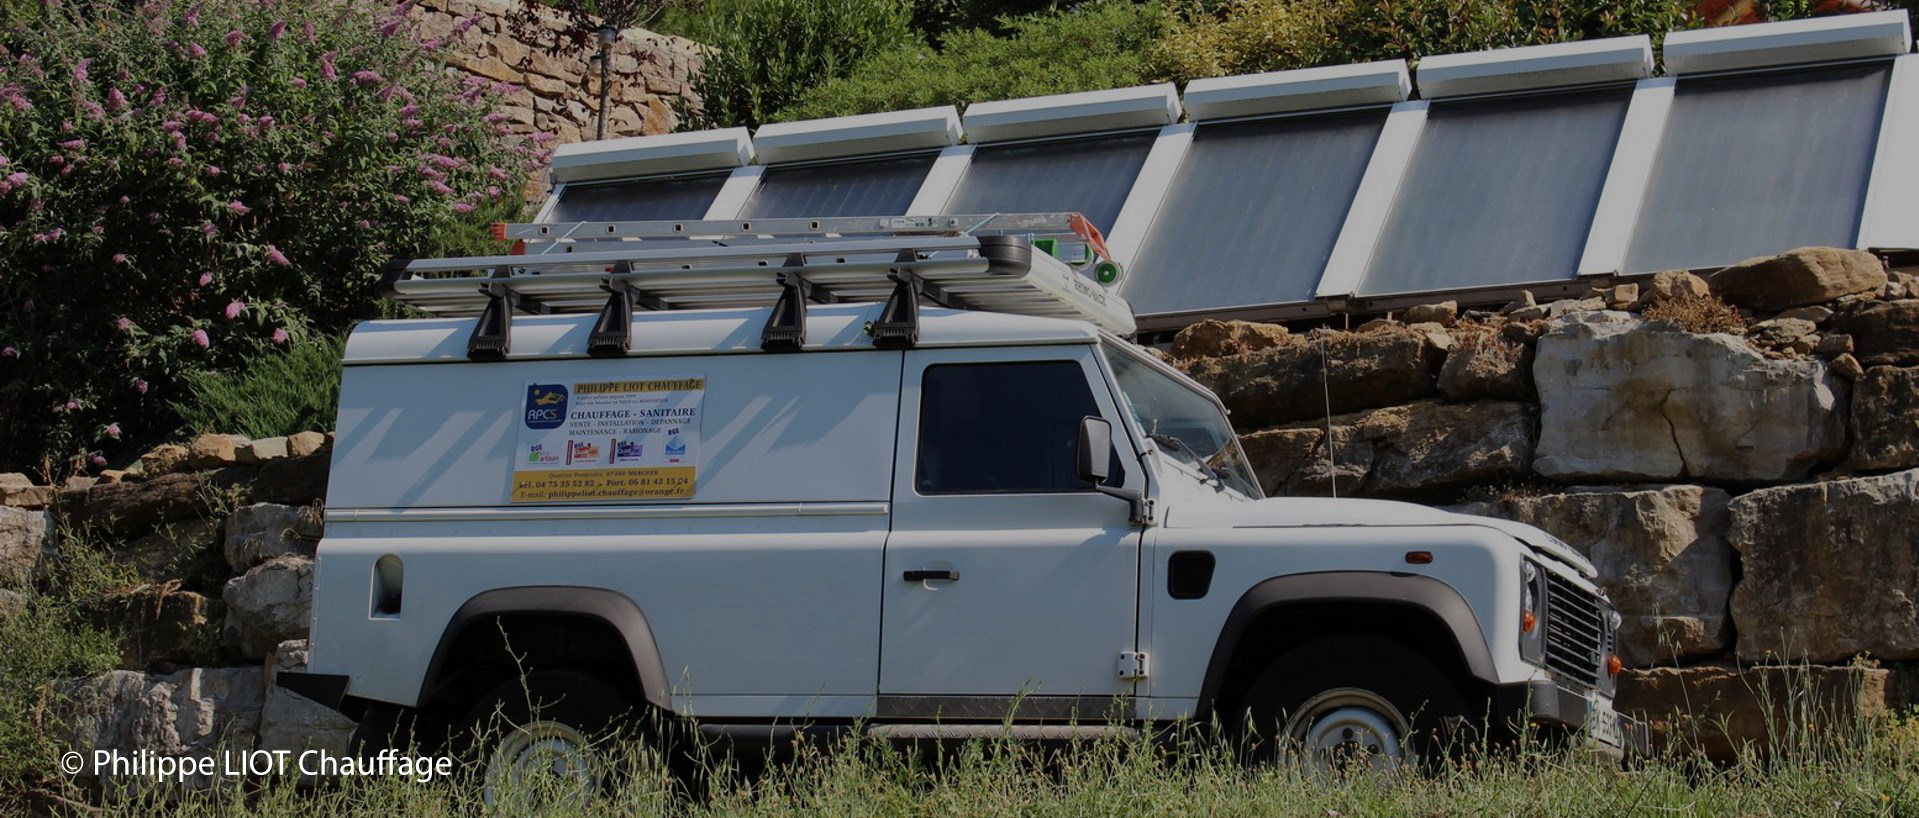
[
  {"x1": 458, "y1": 670, "x2": 637, "y2": 808},
  {"x1": 1237, "y1": 635, "x2": 1470, "y2": 772}
]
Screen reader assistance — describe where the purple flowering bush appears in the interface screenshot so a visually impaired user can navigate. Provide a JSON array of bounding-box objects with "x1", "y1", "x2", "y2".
[{"x1": 0, "y1": 0, "x2": 544, "y2": 475}]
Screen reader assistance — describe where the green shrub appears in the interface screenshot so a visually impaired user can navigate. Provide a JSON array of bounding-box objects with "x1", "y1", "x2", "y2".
[
  {"x1": 775, "y1": 1, "x2": 1163, "y2": 121},
  {"x1": 0, "y1": 0, "x2": 536, "y2": 477},
  {"x1": 170, "y1": 331, "x2": 345, "y2": 440},
  {"x1": 1153, "y1": 0, "x2": 1701, "y2": 81},
  {"x1": 674, "y1": 0, "x2": 918, "y2": 130},
  {"x1": 906, "y1": 0, "x2": 1091, "y2": 42}
]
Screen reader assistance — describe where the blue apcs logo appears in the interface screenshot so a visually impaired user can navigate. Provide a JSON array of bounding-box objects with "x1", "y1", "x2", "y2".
[{"x1": 524, "y1": 384, "x2": 568, "y2": 429}]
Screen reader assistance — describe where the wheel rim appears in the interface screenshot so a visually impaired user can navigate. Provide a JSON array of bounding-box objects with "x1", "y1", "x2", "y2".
[
  {"x1": 1282, "y1": 688, "x2": 1410, "y2": 774},
  {"x1": 482, "y1": 719, "x2": 600, "y2": 808}
]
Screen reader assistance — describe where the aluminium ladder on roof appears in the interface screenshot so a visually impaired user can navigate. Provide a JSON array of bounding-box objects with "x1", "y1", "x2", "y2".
[{"x1": 381, "y1": 213, "x2": 1138, "y2": 359}]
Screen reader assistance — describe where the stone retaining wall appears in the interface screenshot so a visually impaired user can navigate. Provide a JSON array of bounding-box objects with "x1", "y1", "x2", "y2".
[
  {"x1": 1169, "y1": 246, "x2": 1919, "y2": 759},
  {"x1": 416, "y1": 0, "x2": 703, "y2": 175}
]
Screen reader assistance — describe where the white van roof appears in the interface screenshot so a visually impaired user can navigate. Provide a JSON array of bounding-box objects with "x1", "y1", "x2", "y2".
[{"x1": 343, "y1": 303, "x2": 1101, "y2": 365}]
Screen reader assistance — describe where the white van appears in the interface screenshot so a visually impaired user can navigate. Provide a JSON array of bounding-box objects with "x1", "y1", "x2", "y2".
[{"x1": 280, "y1": 215, "x2": 1634, "y2": 791}]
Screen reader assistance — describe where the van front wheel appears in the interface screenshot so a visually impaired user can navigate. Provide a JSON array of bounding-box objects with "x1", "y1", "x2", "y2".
[{"x1": 1238, "y1": 635, "x2": 1470, "y2": 772}]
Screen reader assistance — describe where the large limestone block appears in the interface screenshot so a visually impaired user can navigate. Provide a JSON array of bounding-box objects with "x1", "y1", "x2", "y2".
[
  {"x1": 65, "y1": 470, "x2": 252, "y2": 538},
  {"x1": 1709, "y1": 246, "x2": 1887, "y2": 311},
  {"x1": 79, "y1": 587, "x2": 218, "y2": 670},
  {"x1": 1850, "y1": 366, "x2": 1919, "y2": 471},
  {"x1": 1183, "y1": 326, "x2": 1450, "y2": 428},
  {"x1": 56, "y1": 667, "x2": 265, "y2": 790},
  {"x1": 1451, "y1": 485, "x2": 1732, "y2": 665},
  {"x1": 0, "y1": 472, "x2": 53, "y2": 508},
  {"x1": 286, "y1": 431, "x2": 327, "y2": 458},
  {"x1": 1616, "y1": 664, "x2": 1891, "y2": 762},
  {"x1": 0, "y1": 506, "x2": 50, "y2": 589},
  {"x1": 222, "y1": 556, "x2": 314, "y2": 660},
  {"x1": 1170, "y1": 319, "x2": 1298, "y2": 359},
  {"x1": 1263, "y1": 400, "x2": 1533, "y2": 497},
  {"x1": 249, "y1": 451, "x2": 330, "y2": 507},
  {"x1": 259, "y1": 640, "x2": 356, "y2": 760},
  {"x1": 1534, "y1": 317, "x2": 1847, "y2": 482},
  {"x1": 1236, "y1": 427, "x2": 1326, "y2": 496},
  {"x1": 1437, "y1": 332, "x2": 1532, "y2": 400},
  {"x1": 1833, "y1": 299, "x2": 1919, "y2": 366},
  {"x1": 224, "y1": 503, "x2": 322, "y2": 573},
  {"x1": 1730, "y1": 469, "x2": 1919, "y2": 662},
  {"x1": 184, "y1": 433, "x2": 246, "y2": 470},
  {"x1": 117, "y1": 519, "x2": 223, "y2": 587},
  {"x1": 236, "y1": 436, "x2": 289, "y2": 465}
]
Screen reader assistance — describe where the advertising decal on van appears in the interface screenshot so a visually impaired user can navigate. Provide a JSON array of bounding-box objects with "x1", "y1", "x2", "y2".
[{"x1": 510, "y1": 377, "x2": 704, "y2": 502}]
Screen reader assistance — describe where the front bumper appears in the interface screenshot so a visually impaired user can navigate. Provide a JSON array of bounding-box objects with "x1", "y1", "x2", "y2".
[{"x1": 1496, "y1": 680, "x2": 1647, "y2": 758}]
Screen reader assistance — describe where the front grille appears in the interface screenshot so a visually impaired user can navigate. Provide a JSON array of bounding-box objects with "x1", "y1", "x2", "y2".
[{"x1": 1543, "y1": 572, "x2": 1605, "y2": 688}]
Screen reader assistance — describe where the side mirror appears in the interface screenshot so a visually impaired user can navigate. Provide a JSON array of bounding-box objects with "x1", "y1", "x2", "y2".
[
  {"x1": 1077, "y1": 417, "x2": 1112, "y2": 485},
  {"x1": 1075, "y1": 416, "x2": 1149, "y2": 525}
]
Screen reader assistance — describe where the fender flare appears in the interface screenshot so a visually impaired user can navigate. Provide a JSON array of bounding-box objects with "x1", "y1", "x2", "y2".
[
  {"x1": 1197, "y1": 572, "x2": 1498, "y2": 713},
  {"x1": 419, "y1": 586, "x2": 671, "y2": 712}
]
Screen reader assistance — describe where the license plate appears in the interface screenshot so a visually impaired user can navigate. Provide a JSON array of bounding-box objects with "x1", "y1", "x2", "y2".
[{"x1": 1586, "y1": 693, "x2": 1625, "y2": 749}]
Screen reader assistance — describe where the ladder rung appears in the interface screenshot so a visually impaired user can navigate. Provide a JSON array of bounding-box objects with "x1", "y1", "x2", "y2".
[{"x1": 498, "y1": 213, "x2": 1095, "y2": 242}]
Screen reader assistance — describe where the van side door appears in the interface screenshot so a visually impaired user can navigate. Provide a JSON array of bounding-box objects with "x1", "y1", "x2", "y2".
[{"x1": 879, "y1": 344, "x2": 1146, "y2": 720}]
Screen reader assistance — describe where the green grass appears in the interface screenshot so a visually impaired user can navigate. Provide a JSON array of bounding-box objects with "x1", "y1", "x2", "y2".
[
  {"x1": 10, "y1": 708, "x2": 1917, "y2": 817},
  {"x1": 8, "y1": 523, "x2": 1919, "y2": 816}
]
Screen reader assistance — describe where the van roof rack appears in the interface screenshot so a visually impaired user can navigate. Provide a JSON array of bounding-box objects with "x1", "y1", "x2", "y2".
[{"x1": 380, "y1": 213, "x2": 1136, "y2": 359}]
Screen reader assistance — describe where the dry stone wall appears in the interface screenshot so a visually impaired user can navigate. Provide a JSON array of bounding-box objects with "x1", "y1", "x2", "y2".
[
  {"x1": 3, "y1": 432, "x2": 351, "y2": 784},
  {"x1": 415, "y1": 0, "x2": 702, "y2": 158},
  {"x1": 1170, "y1": 246, "x2": 1919, "y2": 759}
]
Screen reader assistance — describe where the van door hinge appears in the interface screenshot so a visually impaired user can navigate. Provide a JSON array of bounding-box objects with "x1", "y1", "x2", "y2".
[{"x1": 1117, "y1": 651, "x2": 1149, "y2": 681}]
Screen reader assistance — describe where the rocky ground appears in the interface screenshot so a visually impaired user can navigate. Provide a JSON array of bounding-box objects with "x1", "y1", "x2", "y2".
[{"x1": 4, "y1": 247, "x2": 1917, "y2": 782}]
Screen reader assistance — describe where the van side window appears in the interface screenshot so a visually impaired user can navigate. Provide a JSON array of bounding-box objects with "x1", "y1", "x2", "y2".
[{"x1": 917, "y1": 361, "x2": 1122, "y2": 494}]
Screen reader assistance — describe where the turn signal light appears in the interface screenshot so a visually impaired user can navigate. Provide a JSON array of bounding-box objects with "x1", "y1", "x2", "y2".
[
  {"x1": 1405, "y1": 550, "x2": 1433, "y2": 565},
  {"x1": 1520, "y1": 610, "x2": 1537, "y2": 633},
  {"x1": 490, "y1": 222, "x2": 508, "y2": 241},
  {"x1": 1607, "y1": 654, "x2": 1624, "y2": 676}
]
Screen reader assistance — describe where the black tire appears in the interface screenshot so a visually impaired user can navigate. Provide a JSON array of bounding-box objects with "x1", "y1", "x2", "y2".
[
  {"x1": 1233, "y1": 635, "x2": 1473, "y2": 771},
  {"x1": 455, "y1": 670, "x2": 639, "y2": 807}
]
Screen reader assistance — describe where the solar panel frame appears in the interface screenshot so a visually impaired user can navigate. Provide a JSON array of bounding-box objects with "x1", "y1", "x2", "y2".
[{"x1": 1623, "y1": 60, "x2": 1893, "y2": 274}]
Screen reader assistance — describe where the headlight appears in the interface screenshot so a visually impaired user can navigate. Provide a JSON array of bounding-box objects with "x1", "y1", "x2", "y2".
[{"x1": 1518, "y1": 560, "x2": 1546, "y2": 665}]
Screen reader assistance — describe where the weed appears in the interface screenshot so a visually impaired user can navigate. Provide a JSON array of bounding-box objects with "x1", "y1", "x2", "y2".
[{"x1": 1643, "y1": 292, "x2": 1749, "y2": 335}]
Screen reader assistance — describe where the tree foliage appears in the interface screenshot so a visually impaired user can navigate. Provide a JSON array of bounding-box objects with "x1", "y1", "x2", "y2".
[
  {"x1": 0, "y1": 0, "x2": 538, "y2": 475},
  {"x1": 775, "y1": 1, "x2": 1163, "y2": 121},
  {"x1": 1153, "y1": 0, "x2": 1702, "y2": 81},
  {"x1": 674, "y1": 0, "x2": 917, "y2": 130}
]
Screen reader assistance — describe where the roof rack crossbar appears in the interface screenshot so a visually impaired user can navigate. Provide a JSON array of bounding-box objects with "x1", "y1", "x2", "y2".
[
  {"x1": 761, "y1": 263, "x2": 813, "y2": 351},
  {"x1": 467, "y1": 266, "x2": 547, "y2": 360}
]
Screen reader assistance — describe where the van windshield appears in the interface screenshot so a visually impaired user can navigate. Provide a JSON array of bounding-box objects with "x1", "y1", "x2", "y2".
[{"x1": 1100, "y1": 343, "x2": 1263, "y2": 499}]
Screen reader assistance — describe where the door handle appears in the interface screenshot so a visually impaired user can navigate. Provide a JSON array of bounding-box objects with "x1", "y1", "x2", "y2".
[{"x1": 903, "y1": 569, "x2": 959, "y2": 582}]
